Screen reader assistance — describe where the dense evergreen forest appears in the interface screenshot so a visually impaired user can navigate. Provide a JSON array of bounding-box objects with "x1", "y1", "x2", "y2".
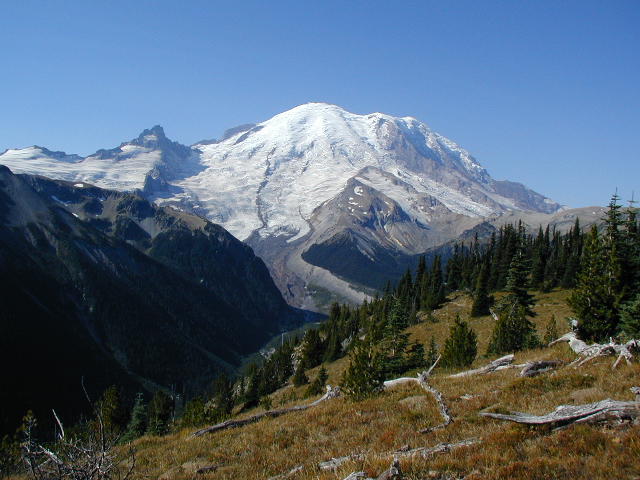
[
  {"x1": 3, "y1": 195, "x2": 639, "y2": 474},
  {"x1": 228, "y1": 193, "x2": 639, "y2": 405}
]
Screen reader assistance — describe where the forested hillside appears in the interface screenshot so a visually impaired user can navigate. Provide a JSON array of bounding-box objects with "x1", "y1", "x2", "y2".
[
  {"x1": 3, "y1": 195, "x2": 638, "y2": 479},
  {"x1": 0, "y1": 166, "x2": 305, "y2": 441}
]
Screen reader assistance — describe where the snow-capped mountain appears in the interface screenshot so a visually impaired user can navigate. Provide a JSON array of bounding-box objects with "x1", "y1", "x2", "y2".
[
  {"x1": 0, "y1": 103, "x2": 565, "y2": 310},
  {"x1": 168, "y1": 103, "x2": 560, "y2": 242}
]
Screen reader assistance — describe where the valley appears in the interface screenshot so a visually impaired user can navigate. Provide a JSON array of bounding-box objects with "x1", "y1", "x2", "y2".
[{"x1": 86, "y1": 291, "x2": 640, "y2": 480}]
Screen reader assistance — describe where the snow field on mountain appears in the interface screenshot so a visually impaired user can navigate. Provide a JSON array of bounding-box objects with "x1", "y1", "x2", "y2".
[{"x1": 0, "y1": 103, "x2": 558, "y2": 244}]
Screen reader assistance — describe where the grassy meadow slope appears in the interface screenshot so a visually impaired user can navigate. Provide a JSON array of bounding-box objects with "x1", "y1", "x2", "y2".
[{"x1": 121, "y1": 290, "x2": 640, "y2": 480}]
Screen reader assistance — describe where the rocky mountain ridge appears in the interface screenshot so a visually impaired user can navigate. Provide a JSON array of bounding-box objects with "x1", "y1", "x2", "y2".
[
  {"x1": 0, "y1": 103, "x2": 587, "y2": 309},
  {"x1": 0, "y1": 165, "x2": 304, "y2": 434}
]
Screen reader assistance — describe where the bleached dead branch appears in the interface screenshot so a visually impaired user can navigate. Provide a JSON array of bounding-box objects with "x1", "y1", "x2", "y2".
[
  {"x1": 550, "y1": 332, "x2": 639, "y2": 369},
  {"x1": 191, "y1": 385, "x2": 341, "y2": 437},
  {"x1": 480, "y1": 387, "x2": 640, "y2": 428},
  {"x1": 383, "y1": 355, "x2": 452, "y2": 433},
  {"x1": 448, "y1": 354, "x2": 516, "y2": 378}
]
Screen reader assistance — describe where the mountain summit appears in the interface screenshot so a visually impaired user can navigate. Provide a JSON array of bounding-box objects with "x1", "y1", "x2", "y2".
[
  {"x1": 0, "y1": 103, "x2": 565, "y2": 309},
  {"x1": 178, "y1": 103, "x2": 560, "y2": 241}
]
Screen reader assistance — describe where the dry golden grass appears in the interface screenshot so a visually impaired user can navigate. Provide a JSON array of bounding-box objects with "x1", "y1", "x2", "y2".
[{"x1": 110, "y1": 291, "x2": 640, "y2": 479}]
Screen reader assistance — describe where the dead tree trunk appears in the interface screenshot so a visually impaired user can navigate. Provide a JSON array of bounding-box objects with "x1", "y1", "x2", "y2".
[
  {"x1": 191, "y1": 385, "x2": 341, "y2": 437},
  {"x1": 549, "y1": 332, "x2": 639, "y2": 369},
  {"x1": 394, "y1": 438, "x2": 479, "y2": 458},
  {"x1": 448, "y1": 354, "x2": 515, "y2": 378},
  {"x1": 382, "y1": 356, "x2": 452, "y2": 433},
  {"x1": 417, "y1": 371, "x2": 452, "y2": 433},
  {"x1": 333, "y1": 439, "x2": 479, "y2": 480},
  {"x1": 480, "y1": 388, "x2": 640, "y2": 428},
  {"x1": 520, "y1": 360, "x2": 561, "y2": 377}
]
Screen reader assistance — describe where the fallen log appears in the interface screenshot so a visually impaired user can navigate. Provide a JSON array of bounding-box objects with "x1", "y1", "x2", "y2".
[
  {"x1": 375, "y1": 458, "x2": 402, "y2": 480},
  {"x1": 480, "y1": 387, "x2": 640, "y2": 427},
  {"x1": 196, "y1": 464, "x2": 220, "y2": 474},
  {"x1": 191, "y1": 385, "x2": 340, "y2": 437},
  {"x1": 341, "y1": 473, "x2": 368, "y2": 480},
  {"x1": 324, "y1": 438, "x2": 479, "y2": 480},
  {"x1": 395, "y1": 438, "x2": 479, "y2": 458},
  {"x1": 267, "y1": 465, "x2": 303, "y2": 480},
  {"x1": 319, "y1": 453, "x2": 364, "y2": 471},
  {"x1": 520, "y1": 360, "x2": 561, "y2": 377},
  {"x1": 448, "y1": 354, "x2": 515, "y2": 378},
  {"x1": 339, "y1": 459, "x2": 402, "y2": 480},
  {"x1": 417, "y1": 371, "x2": 452, "y2": 433}
]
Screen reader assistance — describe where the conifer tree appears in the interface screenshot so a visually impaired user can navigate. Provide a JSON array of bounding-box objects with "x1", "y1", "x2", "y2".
[
  {"x1": 301, "y1": 329, "x2": 325, "y2": 368},
  {"x1": 487, "y1": 303, "x2": 539, "y2": 354},
  {"x1": 620, "y1": 293, "x2": 640, "y2": 339},
  {"x1": 96, "y1": 385, "x2": 127, "y2": 435},
  {"x1": 531, "y1": 226, "x2": 548, "y2": 289},
  {"x1": 341, "y1": 340, "x2": 384, "y2": 400},
  {"x1": 380, "y1": 298, "x2": 410, "y2": 376},
  {"x1": 306, "y1": 366, "x2": 329, "y2": 396},
  {"x1": 212, "y1": 373, "x2": 234, "y2": 418},
  {"x1": 561, "y1": 218, "x2": 582, "y2": 288},
  {"x1": 405, "y1": 342, "x2": 426, "y2": 370},
  {"x1": 292, "y1": 361, "x2": 309, "y2": 387},
  {"x1": 470, "y1": 261, "x2": 492, "y2": 317},
  {"x1": 446, "y1": 245, "x2": 463, "y2": 292},
  {"x1": 426, "y1": 336, "x2": 438, "y2": 367},
  {"x1": 415, "y1": 256, "x2": 426, "y2": 299},
  {"x1": 622, "y1": 202, "x2": 640, "y2": 295},
  {"x1": 441, "y1": 315, "x2": 477, "y2": 368},
  {"x1": 323, "y1": 329, "x2": 342, "y2": 362},
  {"x1": 242, "y1": 364, "x2": 261, "y2": 408},
  {"x1": 569, "y1": 225, "x2": 619, "y2": 341},
  {"x1": 502, "y1": 248, "x2": 535, "y2": 316},
  {"x1": 180, "y1": 397, "x2": 206, "y2": 427},
  {"x1": 121, "y1": 393, "x2": 147, "y2": 443},
  {"x1": 146, "y1": 390, "x2": 173, "y2": 436}
]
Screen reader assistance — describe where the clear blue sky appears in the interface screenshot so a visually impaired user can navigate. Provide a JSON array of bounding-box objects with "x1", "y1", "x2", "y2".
[{"x1": 2, "y1": 0, "x2": 638, "y2": 207}]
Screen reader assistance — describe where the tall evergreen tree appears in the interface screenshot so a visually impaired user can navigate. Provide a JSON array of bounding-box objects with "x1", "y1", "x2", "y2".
[
  {"x1": 212, "y1": 373, "x2": 234, "y2": 418},
  {"x1": 306, "y1": 366, "x2": 329, "y2": 396},
  {"x1": 96, "y1": 385, "x2": 127, "y2": 435},
  {"x1": 426, "y1": 336, "x2": 438, "y2": 367},
  {"x1": 569, "y1": 225, "x2": 620, "y2": 341},
  {"x1": 502, "y1": 248, "x2": 535, "y2": 316},
  {"x1": 405, "y1": 342, "x2": 426, "y2": 370},
  {"x1": 380, "y1": 303, "x2": 410, "y2": 377},
  {"x1": 121, "y1": 393, "x2": 147, "y2": 443},
  {"x1": 487, "y1": 303, "x2": 539, "y2": 354},
  {"x1": 441, "y1": 316, "x2": 477, "y2": 368},
  {"x1": 146, "y1": 391, "x2": 173, "y2": 436},
  {"x1": 300, "y1": 329, "x2": 324, "y2": 368},
  {"x1": 620, "y1": 293, "x2": 640, "y2": 339},
  {"x1": 341, "y1": 340, "x2": 384, "y2": 400},
  {"x1": 531, "y1": 226, "x2": 548, "y2": 289},
  {"x1": 561, "y1": 218, "x2": 582, "y2": 288},
  {"x1": 470, "y1": 261, "x2": 492, "y2": 317},
  {"x1": 292, "y1": 361, "x2": 309, "y2": 387}
]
